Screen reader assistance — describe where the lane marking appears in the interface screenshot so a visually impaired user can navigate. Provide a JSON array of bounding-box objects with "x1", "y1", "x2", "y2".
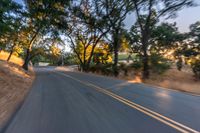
[{"x1": 56, "y1": 72, "x2": 199, "y2": 133}]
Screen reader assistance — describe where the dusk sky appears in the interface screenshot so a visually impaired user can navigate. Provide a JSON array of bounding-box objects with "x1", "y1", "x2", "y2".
[{"x1": 15, "y1": 0, "x2": 200, "y2": 33}]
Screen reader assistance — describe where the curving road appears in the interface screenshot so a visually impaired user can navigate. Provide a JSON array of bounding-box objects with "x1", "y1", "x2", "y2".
[{"x1": 1, "y1": 67, "x2": 200, "y2": 133}]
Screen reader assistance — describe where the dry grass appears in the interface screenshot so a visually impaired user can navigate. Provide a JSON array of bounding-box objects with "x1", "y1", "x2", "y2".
[
  {"x1": 0, "y1": 51, "x2": 24, "y2": 66},
  {"x1": 144, "y1": 68, "x2": 200, "y2": 95},
  {"x1": 77, "y1": 64, "x2": 200, "y2": 95},
  {"x1": 114, "y1": 64, "x2": 200, "y2": 95},
  {"x1": 0, "y1": 53, "x2": 34, "y2": 126}
]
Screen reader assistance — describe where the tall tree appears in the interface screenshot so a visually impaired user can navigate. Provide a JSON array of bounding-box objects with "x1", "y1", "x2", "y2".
[
  {"x1": 100, "y1": 0, "x2": 133, "y2": 76},
  {"x1": 133, "y1": 0, "x2": 194, "y2": 79},
  {"x1": 190, "y1": 21, "x2": 200, "y2": 50},
  {"x1": 65, "y1": 0, "x2": 112, "y2": 71},
  {"x1": 22, "y1": 0, "x2": 70, "y2": 70},
  {"x1": 0, "y1": 0, "x2": 22, "y2": 53},
  {"x1": 6, "y1": 17, "x2": 25, "y2": 61},
  {"x1": 0, "y1": 0, "x2": 21, "y2": 36}
]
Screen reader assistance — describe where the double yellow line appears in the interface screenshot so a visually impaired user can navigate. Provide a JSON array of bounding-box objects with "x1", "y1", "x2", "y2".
[{"x1": 56, "y1": 72, "x2": 199, "y2": 133}]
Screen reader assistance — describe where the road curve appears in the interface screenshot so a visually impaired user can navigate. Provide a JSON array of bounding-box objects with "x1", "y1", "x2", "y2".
[{"x1": 1, "y1": 67, "x2": 200, "y2": 133}]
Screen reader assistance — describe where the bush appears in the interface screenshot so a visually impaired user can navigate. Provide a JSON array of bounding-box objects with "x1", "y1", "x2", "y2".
[
  {"x1": 191, "y1": 59, "x2": 200, "y2": 79},
  {"x1": 176, "y1": 58, "x2": 183, "y2": 71},
  {"x1": 130, "y1": 60, "x2": 143, "y2": 70},
  {"x1": 150, "y1": 54, "x2": 171, "y2": 74},
  {"x1": 89, "y1": 63, "x2": 114, "y2": 76},
  {"x1": 102, "y1": 63, "x2": 113, "y2": 76},
  {"x1": 119, "y1": 63, "x2": 129, "y2": 76},
  {"x1": 89, "y1": 64, "x2": 98, "y2": 73}
]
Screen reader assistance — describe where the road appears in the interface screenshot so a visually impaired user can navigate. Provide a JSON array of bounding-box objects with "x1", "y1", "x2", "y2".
[{"x1": 1, "y1": 67, "x2": 200, "y2": 133}]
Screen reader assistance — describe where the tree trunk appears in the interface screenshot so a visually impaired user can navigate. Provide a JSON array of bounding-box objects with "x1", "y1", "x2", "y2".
[
  {"x1": 113, "y1": 32, "x2": 119, "y2": 77},
  {"x1": 7, "y1": 49, "x2": 14, "y2": 62},
  {"x1": 142, "y1": 49, "x2": 149, "y2": 79},
  {"x1": 142, "y1": 36, "x2": 150, "y2": 79},
  {"x1": 7, "y1": 44, "x2": 16, "y2": 62},
  {"x1": 22, "y1": 28, "x2": 39, "y2": 71},
  {"x1": 113, "y1": 44, "x2": 119, "y2": 76},
  {"x1": 85, "y1": 43, "x2": 98, "y2": 72},
  {"x1": 83, "y1": 47, "x2": 87, "y2": 71},
  {"x1": 22, "y1": 48, "x2": 31, "y2": 71}
]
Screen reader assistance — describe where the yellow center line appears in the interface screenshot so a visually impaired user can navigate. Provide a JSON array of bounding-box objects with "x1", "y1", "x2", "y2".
[{"x1": 56, "y1": 72, "x2": 199, "y2": 133}]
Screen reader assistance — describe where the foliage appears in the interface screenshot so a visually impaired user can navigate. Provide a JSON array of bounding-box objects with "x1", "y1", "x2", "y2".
[
  {"x1": 150, "y1": 54, "x2": 171, "y2": 74},
  {"x1": 20, "y1": 0, "x2": 71, "y2": 70},
  {"x1": 96, "y1": 0, "x2": 133, "y2": 76},
  {"x1": 0, "y1": 0, "x2": 198, "y2": 78},
  {"x1": 63, "y1": 53, "x2": 79, "y2": 65},
  {"x1": 131, "y1": 0, "x2": 194, "y2": 79},
  {"x1": 89, "y1": 63, "x2": 113, "y2": 76},
  {"x1": 151, "y1": 23, "x2": 184, "y2": 53},
  {"x1": 176, "y1": 58, "x2": 183, "y2": 71},
  {"x1": 191, "y1": 59, "x2": 200, "y2": 79},
  {"x1": 128, "y1": 22, "x2": 182, "y2": 75},
  {"x1": 0, "y1": 0, "x2": 22, "y2": 36},
  {"x1": 119, "y1": 63, "x2": 129, "y2": 76},
  {"x1": 93, "y1": 43, "x2": 112, "y2": 64},
  {"x1": 130, "y1": 61, "x2": 143, "y2": 71},
  {"x1": 190, "y1": 21, "x2": 200, "y2": 44},
  {"x1": 65, "y1": 0, "x2": 113, "y2": 71}
]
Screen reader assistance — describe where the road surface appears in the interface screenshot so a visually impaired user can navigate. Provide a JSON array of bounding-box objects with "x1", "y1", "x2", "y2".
[{"x1": 1, "y1": 67, "x2": 200, "y2": 133}]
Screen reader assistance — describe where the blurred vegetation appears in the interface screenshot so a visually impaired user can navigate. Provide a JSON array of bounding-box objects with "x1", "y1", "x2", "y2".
[
  {"x1": 149, "y1": 54, "x2": 171, "y2": 74},
  {"x1": 191, "y1": 59, "x2": 200, "y2": 79},
  {"x1": 0, "y1": 0, "x2": 199, "y2": 80}
]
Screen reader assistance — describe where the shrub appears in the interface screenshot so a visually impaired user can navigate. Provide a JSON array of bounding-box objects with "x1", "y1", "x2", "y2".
[
  {"x1": 101, "y1": 63, "x2": 113, "y2": 76},
  {"x1": 119, "y1": 63, "x2": 129, "y2": 76},
  {"x1": 150, "y1": 54, "x2": 171, "y2": 74},
  {"x1": 176, "y1": 58, "x2": 183, "y2": 71},
  {"x1": 130, "y1": 60, "x2": 143, "y2": 70},
  {"x1": 191, "y1": 59, "x2": 200, "y2": 79},
  {"x1": 89, "y1": 64, "x2": 98, "y2": 73},
  {"x1": 89, "y1": 63, "x2": 114, "y2": 76}
]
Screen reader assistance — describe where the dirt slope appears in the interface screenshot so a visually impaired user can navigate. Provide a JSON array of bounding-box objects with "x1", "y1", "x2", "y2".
[
  {"x1": 0, "y1": 53, "x2": 34, "y2": 127},
  {"x1": 144, "y1": 68, "x2": 200, "y2": 95}
]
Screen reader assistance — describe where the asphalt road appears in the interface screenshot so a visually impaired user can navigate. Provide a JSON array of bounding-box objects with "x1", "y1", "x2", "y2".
[{"x1": 1, "y1": 67, "x2": 200, "y2": 133}]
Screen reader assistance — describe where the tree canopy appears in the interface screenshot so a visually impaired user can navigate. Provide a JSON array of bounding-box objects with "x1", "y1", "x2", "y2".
[{"x1": 0, "y1": 0, "x2": 199, "y2": 79}]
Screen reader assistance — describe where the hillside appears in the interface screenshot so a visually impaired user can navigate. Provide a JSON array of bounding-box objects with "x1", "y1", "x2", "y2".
[{"x1": 0, "y1": 52, "x2": 34, "y2": 127}]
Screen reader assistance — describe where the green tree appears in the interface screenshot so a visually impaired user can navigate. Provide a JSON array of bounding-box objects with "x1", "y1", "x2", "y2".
[
  {"x1": 100, "y1": 0, "x2": 133, "y2": 76},
  {"x1": 132, "y1": 0, "x2": 194, "y2": 79},
  {"x1": 0, "y1": 0, "x2": 21, "y2": 36},
  {"x1": 151, "y1": 23, "x2": 183, "y2": 54},
  {"x1": 0, "y1": 0, "x2": 22, "y2": 55},
  {"x1": 22, "y1": 0, "x2": 71, "y2": 70},
  {"x1": 65, "y1": 0, "x2": 112, "y2": 71}
]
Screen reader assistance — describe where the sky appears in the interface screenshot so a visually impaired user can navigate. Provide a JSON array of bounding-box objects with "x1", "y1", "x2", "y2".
[
  {"x1": 15, "y1": 0, "x2": 200, "y2": 33},
  {"x1": 124, "y1": 1, "x2": 200, "y2": 33}
]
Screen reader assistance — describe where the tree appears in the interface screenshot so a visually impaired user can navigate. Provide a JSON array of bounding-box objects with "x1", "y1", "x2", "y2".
[
  {"x1": 99, "y1": 0, "x2": 133, "y2": 76},
  {"x1": 0, "y1": 0, "x2": 22, "y2": 56},
  {"x1": 151, "y1": 23, "x2": 183, "y2": 54},
  {"x1": 182, "y1": 21, "x2": 200, "y2": 79},
  {"x1": 6, "y1": 18, "x2": 25, "y2": 61},
  {"x1": 129, "y1": 22, "x2": 183, "y2": 58},
  {"x1": 65, "y1": 0, "x2": 112, "y2": 71},
  {"x1": 174, "y1": 21, "x2": 199, "y2": 63},
  {"x1": 28, "y1": 36, "x2": 64, "y2": 65},
  {"x1": 189, "y1": 21, "x2": 200, "y2": 51},
  {"x1": 22, "y1": 0, "x2": 71, "y2": 70},
  {"x1": 132, "y1": 0, "x2": 194, "y2": 79},
  {"x1": 0, "y1": 0, "x2": 22, "y2": 37}
]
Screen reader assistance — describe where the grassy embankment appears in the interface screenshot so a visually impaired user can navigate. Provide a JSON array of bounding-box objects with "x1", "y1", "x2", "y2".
[{"x1": 0, "y1": 51, "x2": 34, "y2": 126}]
